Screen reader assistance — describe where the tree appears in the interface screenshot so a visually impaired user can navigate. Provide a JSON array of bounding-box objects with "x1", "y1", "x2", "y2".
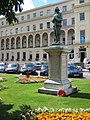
[{"x1": 0, "y1": 0, "x2": 24, "y2": 24}]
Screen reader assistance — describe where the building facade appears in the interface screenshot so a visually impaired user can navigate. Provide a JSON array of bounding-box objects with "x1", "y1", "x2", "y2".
[{"x1": 0, "y1": 0, "x2": 90, "y2": 65}]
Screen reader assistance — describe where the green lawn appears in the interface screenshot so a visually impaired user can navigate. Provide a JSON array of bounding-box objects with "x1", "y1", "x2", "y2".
[{"x1": 0, "y1": 74, "x2": 90, "y2": 112}]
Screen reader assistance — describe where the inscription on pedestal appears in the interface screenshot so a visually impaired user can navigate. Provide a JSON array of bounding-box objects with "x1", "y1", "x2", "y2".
[{"x1": 61, "y1": 54, "x2": 67, "y2": 80}]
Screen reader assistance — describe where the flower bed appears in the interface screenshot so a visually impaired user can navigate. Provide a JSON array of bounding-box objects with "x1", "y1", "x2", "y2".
[
  {"x1": 18, "y1": 75, "x2": 48, "y2": 84},
  {"x1": 35, "y1": 107, "x2": 90, "y2": 120},
  {"x1": 19, "y1": 107, "x2": 90, "y2": 120},
  {"x1": 36, "y1": 112, "x2": 90, "y2": 120}
]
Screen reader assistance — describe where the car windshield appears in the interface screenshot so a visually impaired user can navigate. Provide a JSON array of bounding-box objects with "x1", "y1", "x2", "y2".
[
  {"x1": 87, "y1": 61, "x2": 90, "y2": 64},
  {"x1": 23, "y1": 64, "x2": 34, "y2": 68},
  {"x1": 8, "y1": 64, "x2": 17, "y2": 68},
  {"x1": 41, "y1": 64, "x2": 48, "y2": 70},
  {"x1": 34, "y1": 65, "x2": 41, "y2": 70},
  {"x1": 0, "y1": 64, "x2": 4, "y2": 67},
  {"x1": 68, "y1": 65, "x2": 77, "y2": 70}
]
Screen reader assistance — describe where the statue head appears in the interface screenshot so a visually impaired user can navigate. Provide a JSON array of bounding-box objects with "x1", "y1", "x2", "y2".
[{"x1": 55, "y1": 7, "x2": 60, "y2": 13}]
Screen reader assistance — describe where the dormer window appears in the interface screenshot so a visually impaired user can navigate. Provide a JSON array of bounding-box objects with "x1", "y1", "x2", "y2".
[
  {"x1": 33, "y1": 13, "x2": 36, "y2": 17},
  {"x1": 62, "y1": 5, "x2": 67, "y2": 12},
  {"x1": 79, "y1": 0, "x2": 84, "y2": 3},
  {"x1": 21, "y1": 16, "x2": 24, "y2": 21},
  {"x1": 47, "y1": 9, "x2": 51, "y2": 14},
  {"x1": 27, "y1": 14, "x2": 30, "y2": 19},
  {"x1": 40, "y1": 11, "x2": 43, "y2": 16}
]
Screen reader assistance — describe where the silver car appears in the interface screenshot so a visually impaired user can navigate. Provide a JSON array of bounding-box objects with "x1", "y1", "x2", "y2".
[
  {"x1": 0, "y1": 62, "x2": 7, "y2": 73},
  {"x1": 86, "y1": 61, "x2": 90, "y2": 70}
]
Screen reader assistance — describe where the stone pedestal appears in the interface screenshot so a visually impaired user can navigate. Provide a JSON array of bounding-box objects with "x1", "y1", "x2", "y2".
[{"x1": 38, "y1": 45, "x2": 77, "y2": 96}]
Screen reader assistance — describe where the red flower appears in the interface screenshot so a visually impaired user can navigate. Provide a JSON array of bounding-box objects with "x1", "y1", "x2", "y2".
[{"x1": 57, "y1": 89, "x2": 66, "y2": 97}]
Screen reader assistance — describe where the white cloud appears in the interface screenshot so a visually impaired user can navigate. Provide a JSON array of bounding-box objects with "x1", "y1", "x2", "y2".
[
  {"x1": 39, "y1": 0, "x2": 47, "y2": 3},
  {"x1": 22, "y1": 0, "x2": 35, "y2": 11}
]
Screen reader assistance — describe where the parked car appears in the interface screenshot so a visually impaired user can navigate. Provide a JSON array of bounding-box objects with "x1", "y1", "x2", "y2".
[
  {"x1": 0, "y1": 62, "x2": 7, "y2": 73},
  {"x1": 40, "y1": 64, "x2": 48, "y2": 76},
  {"x1": 68, "y1": 64, "x2": 83, "y2": 78},
  {"x1": 86, "y1": 60, "x2": 90, "y2": 70},
  {"x1": 20, "y1": 63, "x2": 37, "y2": 75},
  {"x1": 5, "y1": 63, "x2": 20, "y2": 74},
  {"x1": 32, "y1": 64, "x2": 42, "y2": 76}
]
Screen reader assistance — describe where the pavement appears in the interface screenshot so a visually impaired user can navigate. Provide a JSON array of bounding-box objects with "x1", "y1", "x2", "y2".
[{"x1": 83, "y1": 69, "x2": 90, "y2": 80}]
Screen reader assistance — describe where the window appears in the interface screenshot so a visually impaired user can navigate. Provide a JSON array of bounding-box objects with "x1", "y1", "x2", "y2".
[
  {"x1": 22, "y1": 52, "x2": 26, "y2": 61},
  {"x1": 1, "y1": 21, "x2": 4, "y2": 25},
  {"x1": 79, "y1": 0, "x2": 84, "y2": 3},
  {"x1": 63, "y1": 38, "x2": 65, "y2": 45},
  {"x1": 80, "y1": 30, "x2": 85, "y2": 42},
  {"x1": 80, "y1": 30, "x2": 85, "y2": 36},
  {"x1": 6, "y1": 53, "x2": 9, "y2": 61},
  {"x1": 40, "y1": 11, "x2": 43, "y2": 16},
  {"x1": 11, "y1": 55, "x2": 14, "y2": 61},
  {"x1": 63, "y1": 19, "x2": 67, "y2": 26},
  {"x1": 80, "y1": 30, "x2": 85, "y2": 44},
  {"x1": 43, "y1": 53, "x2": 47, "y2": 60},
  {"x1": 47, "y1": 22, "x2": 50, "y2": 28},
  {"x1": 27, "y1": 14, "x2": 30, "y2": 19},
  {"x1": 21, "y1": 27, "x2": 24, "y2": 32},
  {"x1": 1, "y1": 31, "x2": 3, "y2": 36},
  {"x1": 6, "y1": 21, "x2": 8, "y2": 25},
  {"x1": 62, "y1": 6, "x2": 67, "y2": 12},
  {"x1": 10, "y1": 29, "x2": 13, "y2": 34},
  {"x1": 29, "y1": 54, "x2": 32, "y2": 61},
  {"x1": 71, "y1": 4, "x2": 74, "y2": 9},
  {"x1": 5, "y1": 30, "x2": 8, "y2": 35},
  {"x1": 47, "y1": 9, "x2": 51, "y2": 14},
  {"x1": 21, "y1": 16, "x2": 24, "y2": 21},
  {"x1": 17, "y1": 52, "x2": 20, "y2": 61},
  {"x1": 80, "y1": 12, "x2": 85, "y2": 21},
  {"x1": 69, "y1": 50, "x2": 74, "y2": 59},
  {"x1": 27, "y1": 26, "x2": 30, "y2": 31},
  {"x1": 40, "y1": 23, "x2": 43, "y2": 29},
  {"x1": 16, "y1": 28, "x2": 18, "y2": 33},
  {"x1": 1, "y1": 53, "x2": 4, "y2": 61},
  {"x1": 71, "y1": 17, "x2": 75, "y2": 25},
  {"x1": 33, "y1": 13, "x2": 36, "y2": 17},
  {"x1": 36, "y1": 53, "x2": 39, "y2": 61},
  {"x1": 33, "y1": 24, "x2": 36, "y2": 30}
]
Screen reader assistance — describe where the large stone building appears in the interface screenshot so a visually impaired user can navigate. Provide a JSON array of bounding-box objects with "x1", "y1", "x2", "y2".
[{"x1": 0, "y1": 0, "x2": 90, "y2": 65}]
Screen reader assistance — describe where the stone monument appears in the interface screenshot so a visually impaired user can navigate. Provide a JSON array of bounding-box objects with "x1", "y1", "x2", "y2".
[{"x1": 38, "y1": 7, "x2": 77, "y2": 96}]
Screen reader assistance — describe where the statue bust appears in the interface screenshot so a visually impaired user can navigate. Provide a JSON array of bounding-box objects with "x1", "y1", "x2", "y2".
[{"x1": 52, "y1": 7, "x2": 63, "y2": 44}]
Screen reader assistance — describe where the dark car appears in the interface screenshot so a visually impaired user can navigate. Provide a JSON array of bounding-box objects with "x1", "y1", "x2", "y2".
[
  {"x1": 5, "y1": 63, "x2": 20, "y2": 74},
  {"x1": 0, "y1": 62, "x2": 7, "y2": 73},
  {"x1": 20, "y1": 63, "x2": 37, "y2": 75},
  {"x1": 68, "y1": 64, "x2": 83, "y2": 78},
  {"x1": 40, "y1": 64, "x2": 48, "y2": 76},
  {"x1": 32, "y1": 64, "x2": 42, "y2": 76}
]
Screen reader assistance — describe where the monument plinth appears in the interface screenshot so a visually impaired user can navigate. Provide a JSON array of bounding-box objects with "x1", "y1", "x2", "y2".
[
  {"x1": 38, "y1": 7, "x2": 77, "y2": 96},
  {"x1": 38, "y1": 45, "x2": 77, "y2": 96}
]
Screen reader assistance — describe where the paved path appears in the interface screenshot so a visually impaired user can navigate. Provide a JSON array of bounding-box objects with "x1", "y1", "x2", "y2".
[{"x1": 83, "y1": 69, "x2": 90, "y2": 80}]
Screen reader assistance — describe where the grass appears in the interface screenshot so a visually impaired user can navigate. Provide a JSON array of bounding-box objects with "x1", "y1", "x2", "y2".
[{"x1": 0, "y1": 74, "x2": 90, "y2": 113}]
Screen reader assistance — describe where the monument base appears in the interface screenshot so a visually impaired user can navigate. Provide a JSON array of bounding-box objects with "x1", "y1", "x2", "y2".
[
  {"x1": 38, "y1": 45, "x2": 77, "y2": 96},
  {"x1": 38, "y1": 79, "x2": 77, "y2": 96}
]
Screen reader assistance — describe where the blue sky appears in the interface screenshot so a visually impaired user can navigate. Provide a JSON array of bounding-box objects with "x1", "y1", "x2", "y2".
[{"x1": 22, "y1": 0, "x2": 63, "y2": 11}]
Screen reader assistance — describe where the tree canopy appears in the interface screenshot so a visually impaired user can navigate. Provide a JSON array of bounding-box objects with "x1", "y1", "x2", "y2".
[{"x1": 0, "y1": 0, "x2": 24, "y2": 24}]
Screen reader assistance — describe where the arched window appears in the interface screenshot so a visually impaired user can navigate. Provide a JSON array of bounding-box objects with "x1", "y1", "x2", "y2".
[
  {"x1": 22, "y1": 36, "x2": 27, "y2": 48},
  {"x1": 28, "y1": 35, "x2": 33, "y2": 48},
  {"x1": 42, "y1": 33, "x2": 48, "y2": 47}
]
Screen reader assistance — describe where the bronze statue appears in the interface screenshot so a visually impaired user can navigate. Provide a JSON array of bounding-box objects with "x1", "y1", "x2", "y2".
[{"x1": 52, "y1": 7, "x2": 63, "y2": 44}]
